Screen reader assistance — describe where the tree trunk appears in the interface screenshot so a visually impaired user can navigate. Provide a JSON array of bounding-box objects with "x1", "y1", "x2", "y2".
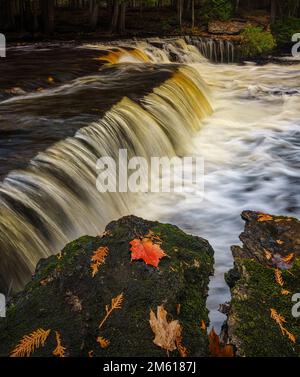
[
  {"x1": 89, "y1": 0, "x2": 99, "y2": 30},
  {"x1": 270, "y1": 0, "x2": 277, "y2": 24},
  {"x1": 111, "y1": 0, "x2": 119, "y2": 32},
  {"x1": 191, "y1": 0, "x2": 195, "y2": 29},
  {"x1": 40, "y1": 0, "x2": 54, "y2": 34},
  {"x1": 118, "y1": 1, "x2": 126, "y2": 34},
  {"x1": 177, "y1": 0, "x2": 183, "y2": 30},
  {"x1": 32, "y1": 0, "x2": 39, "y2": 32}
]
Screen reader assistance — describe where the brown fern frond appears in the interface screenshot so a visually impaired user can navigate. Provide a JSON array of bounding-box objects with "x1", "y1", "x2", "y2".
[
  {"x1": 91, "y1": 246, "x2": 109, "y2": 277},
  {"x1": 281, "y1": 289, "x2": 291, "y2": 296},
  {"x1": 97, "y1": 336, "x2": 110, "y2": 349},
  {"x1": 111, "y1": 293, "x2": 124, "y2": 310},
  {"x1": 275, "y1": 269, "x2": 284, "y2": 287},
  {"x1": 52, "y1": 331, "x2": 66, "y2": 357},
  {"x1": 264, "y1": 249, "x2": 273, "y2": 260},
  {"x1": 282, "y1": 328, "x2": 296, "y2": 344},
  {"x1": 270, "y1": 308, "x2": 295, "y2": 342},
  {"x1": 282, "y1": 253, "x2": 295, "y2": 264},
  {"x1": 99, "y1": 292, "x2": 124, "y2": 329},
  {"x1": 10, "y1": 328, "x2": 51, "y2": 357},
  {"x1": 270, "y1": 308, "x2": 286, "y2": 327}
]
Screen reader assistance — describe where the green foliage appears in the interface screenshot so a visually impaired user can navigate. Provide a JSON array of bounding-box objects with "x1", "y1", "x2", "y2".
[
  {"x1": 272, "y1": 18, "x2": 300, "y2": 46},
  {"x1": 199, "y1": 0, "x2": 233, "y2": 22},
  {"x1": 240, "y1": 26, "x2": 276, "y2": 57}
]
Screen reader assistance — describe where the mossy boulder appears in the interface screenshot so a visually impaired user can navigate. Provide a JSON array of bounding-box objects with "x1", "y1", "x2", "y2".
[
  {"x1": 0, "y1": 215, "x2": 214, "y2": 357},
  {"x1": 224, "y1": 211, "x2": 300, "y2": 357}
]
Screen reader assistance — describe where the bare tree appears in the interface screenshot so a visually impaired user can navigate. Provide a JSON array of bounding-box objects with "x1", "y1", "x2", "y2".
[
  {"x1": 40, "y1": 0, "x2": 54, "y2": 34},
  {"x1": 89, "y1": 0, "x2": 99, "y2": 30}
]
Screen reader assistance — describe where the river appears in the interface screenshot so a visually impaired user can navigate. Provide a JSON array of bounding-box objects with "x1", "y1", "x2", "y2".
[{"x1": 0, "y1": 38, "x2": 299, "y2": 332}]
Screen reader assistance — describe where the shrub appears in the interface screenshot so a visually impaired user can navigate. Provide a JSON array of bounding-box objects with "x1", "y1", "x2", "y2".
[
  {"x1": 199, "y1": 0, "x2": 233, "y2": 23},
  {"x1": 272, "y1": 18, "x2": 300, "y2": 46},
  {"x1": 240, "y1": 26, "x2": 276, "y2": 57}
]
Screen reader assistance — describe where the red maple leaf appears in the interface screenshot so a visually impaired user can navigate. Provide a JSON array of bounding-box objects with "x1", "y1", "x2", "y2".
[{"x1": 130, "y1": 238, "x2": 166, "y2": 268}]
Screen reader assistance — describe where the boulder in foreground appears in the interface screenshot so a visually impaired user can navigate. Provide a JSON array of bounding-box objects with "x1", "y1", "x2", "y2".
[
  {"x1": 0, "y1": 215, "x2": 214, "y2": 357},
  {"x1": 224, "y1": 211, "x2": 300, "y2": 357}
]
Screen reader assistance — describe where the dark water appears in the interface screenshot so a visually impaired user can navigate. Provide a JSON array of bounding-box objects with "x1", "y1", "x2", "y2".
[{"x1": 0, "y1": 44, "x2": 173, "y2": 178}]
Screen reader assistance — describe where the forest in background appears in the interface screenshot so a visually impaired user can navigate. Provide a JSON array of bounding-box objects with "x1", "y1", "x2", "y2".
[{"x1": 0, "y1": 1, "x2": 300, "y2": 54}]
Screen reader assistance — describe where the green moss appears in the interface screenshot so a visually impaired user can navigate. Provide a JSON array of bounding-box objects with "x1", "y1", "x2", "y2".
[
  {"x1": 0, "y1": 216, "x2": 214, "y2": 357},
  {"x1": 230, "y1": 258, "x2": 300, "y2": 356}
]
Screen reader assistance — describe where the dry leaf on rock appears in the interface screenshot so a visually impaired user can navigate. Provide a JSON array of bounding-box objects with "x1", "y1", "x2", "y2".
[
  {"x1": 97, "y1": 336, "x2": 110, "y2": 349},
  {"x1": 99, "y1": 293, "x2": 124, "y2": 329},
  {"x1": 10, "y1": 328, "x2": 51, "y2": 357},
  {"x1": 52, "y1": 331, "x2": 66, "y2": 357},
  {"x1": 149, "y1": 305, "x2": 182, "y2": 353},
  {"x1": 91, "y1": 246, "x2": 109, "y2": 277},
  {"x1": 257, "y1": 214, "x2": 273, "y2": 222},
  {"x1": 208, "y1": 328, "x2": 234, "y2": 357}
]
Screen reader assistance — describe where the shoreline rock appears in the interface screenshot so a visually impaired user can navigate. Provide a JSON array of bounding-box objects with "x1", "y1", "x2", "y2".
[
  {"x1": 0, "y1": 215, "x2": 214, "y2": 357},
  {"x1": 224, "y1": 211, "x2": 300, "y2": 357}
]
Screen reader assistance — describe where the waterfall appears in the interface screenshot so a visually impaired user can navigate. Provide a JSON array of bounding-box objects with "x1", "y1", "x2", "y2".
[
  {"x1": 0, "y1": 62, "x2": 212, "y2": 292},
  {"x1": 83, "y1": 36, "x2": 236, "y2": 64},
  {"x1": 186, "y1": 36, "x2": 236, "y2": 63}
]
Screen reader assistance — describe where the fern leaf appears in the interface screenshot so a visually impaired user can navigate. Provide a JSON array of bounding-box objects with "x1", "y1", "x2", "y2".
[
  {"x1": 264, "y1": 249, "x2": 273, "y2": 260},
  {"x1": 270, "y1": 309, "x2": 295, "y2": 343},
  {"x1": 270, "y1": 308, "x2": 286, "y2": 326},
  {"x1": 10, "y1": 328, "x2": 51, "y2": 357},
  {"x1": 91, "y1": 246, "x2": 109, "y2": 277},
  {"x1": 97, "y1": 336, "x2": 110, "y2": 349},
  {"x1": 99, "y1": 292, "x2": 124, "y2": 329},
  {"x1": 275, "y1": 269, "x2": 284, "y2": 287},
  {"x1": 52, "y1": 331, "x2": 66, "y2": 357},
  {"x1": 282, "y1": 253, "x2": 295, "y2": 264},
  {"x1": 283, "y1": 328, "x2": 296, "y2": 344},
  {"x1": 111, "y1": 293, "x2": 124, "y2": 310}
]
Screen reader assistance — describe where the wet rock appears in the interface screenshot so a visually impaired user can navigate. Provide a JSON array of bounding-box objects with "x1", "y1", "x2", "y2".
[
  {"x1": 225, "y1": 211, "x2": 300, "y2": 357},
  {"x1": 4, "y1": 87, "x2": 26, "y2": 96},
  {"x1": 0, "y1": 215, "x2": 214, "y2": 357}
]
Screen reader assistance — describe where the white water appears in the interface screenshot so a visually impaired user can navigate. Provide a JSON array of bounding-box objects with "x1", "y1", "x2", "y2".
[
  {"x1": 135, "y1": 59, "x2": 300, "y2": 331},
  {"x1": 1, "y1": 40, "x2": 300, "y2": 332}
]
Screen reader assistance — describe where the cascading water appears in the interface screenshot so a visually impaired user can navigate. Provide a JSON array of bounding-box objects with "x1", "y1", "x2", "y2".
[
  {"x1": 1, "y1": 38, "x2": 299, "y2": 333},
  {"x1": 186, "y1": 36, "x2": 236, "y2": 63},
  {"x1": 0, "y1": 59, "x2": 212, "y2": 292}
]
